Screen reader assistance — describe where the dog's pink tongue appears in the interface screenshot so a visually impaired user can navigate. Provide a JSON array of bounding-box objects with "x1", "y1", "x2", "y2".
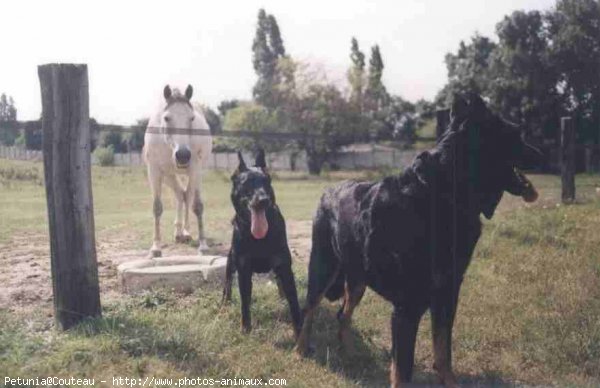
[{"x1": 250, "y1": 208, "x2": 268, "y2": 239}]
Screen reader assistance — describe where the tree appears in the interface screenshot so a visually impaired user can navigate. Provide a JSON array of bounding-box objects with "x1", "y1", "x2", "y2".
[
  {"x1": 348, "y1": 37, "x2": 366, "y2": 111},
  {"x1": 126, "y1": 118, "x2": 147, "y2": 152},
  {"x1": 436, "y1": 34, "x2": 497, "y2": 107},
  {"x1": 365, "y1": 45, "x2": 389, "y2": 110},
  {"x1": 220, "y1": 101, "x2": 286, "y2": 153},
  {"x1": 276, "y1": 59, "x2": 364, "y2": 174},
  {"x1": 252, "y1": 9, "x2": 287, "y2": 108},
  {"x1": 0, "y1": 93, "x2": 18, "y2": 145},
  {"x1": 197, "y1": 104, "x2": 221, "y2": 134},
  {"x1": 488, "y1": 10, "x2": 561, "y2": 141},
  {"x1": 24, "y1": 119, "x2": 42, "y2": 150},
  {"x1": 267, "y1": 14, "x2": 286, "y2": 57},
  {"x1": 217, "y1": 99, "x2": 240, "y2": 117},
  {"x1": 101, "y1": 129, "x2": 126, "y2": 153},
  {"x1": 546, "y1": 0, "x2": 600, "y2": 144}
]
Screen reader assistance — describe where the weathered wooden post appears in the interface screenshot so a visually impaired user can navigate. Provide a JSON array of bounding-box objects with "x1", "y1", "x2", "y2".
[
  {"x1": 38, "y1": 64, "x2": 101, "y2": 330},
  {"x1": 561, "y1": 116, "x2": 576, "y2": 203},
  {"x1": 436, "y1": 109, "x2": 450, "y2": 141}
]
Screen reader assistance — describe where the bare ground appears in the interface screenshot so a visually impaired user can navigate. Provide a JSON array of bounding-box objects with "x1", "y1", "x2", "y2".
[{"x1": 0, "y1": 220, "x2": 313, "y2": 315}]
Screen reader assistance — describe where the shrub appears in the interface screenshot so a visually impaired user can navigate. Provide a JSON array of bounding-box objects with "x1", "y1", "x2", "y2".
[{"x1": 93, "y1": 145, "x2": 115, "y2": 166}]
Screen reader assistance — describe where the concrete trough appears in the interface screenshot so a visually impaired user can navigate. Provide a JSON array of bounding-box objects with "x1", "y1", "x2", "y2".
[{"x1": 118, "y1": 255, "x2": 227, "y2": 294}]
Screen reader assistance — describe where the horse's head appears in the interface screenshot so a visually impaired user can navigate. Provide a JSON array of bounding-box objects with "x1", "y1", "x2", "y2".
[{"x1": 161, "y1": 84, "x2": 199, "y2": 168}]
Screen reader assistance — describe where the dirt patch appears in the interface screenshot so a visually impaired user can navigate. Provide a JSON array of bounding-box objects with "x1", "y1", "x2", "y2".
[
  {"x1": 0, "y1": 219, "x2": 315, "y2": 313},
  {"x1": 287, "y1": 220, "x2": 312, "y2": 263}
]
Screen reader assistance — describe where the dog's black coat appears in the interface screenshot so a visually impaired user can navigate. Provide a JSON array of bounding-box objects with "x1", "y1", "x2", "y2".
[
  {"x1": 298, "y1": 94, "x2": 542, "y2": 386},
  {"x1": 223, "y1": 150, "x2": 302, "y2": 337}
]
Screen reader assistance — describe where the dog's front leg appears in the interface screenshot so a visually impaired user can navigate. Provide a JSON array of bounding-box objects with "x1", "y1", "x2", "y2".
[
  {"x1": 390, "y1": 306, "x2": 420, "y2": 388},
  {"x1": 238, "y1": 267, "x2": 253, "y2": 333},
  {"x1": 274, "y1": 263, "x2": 302, "y2": 339},
  {"x1": 221, "y1": 250, "x2": 235, "y2": 304},
  {"x1": 431, "y1": 286, "x2": 461, "y2": 387}
]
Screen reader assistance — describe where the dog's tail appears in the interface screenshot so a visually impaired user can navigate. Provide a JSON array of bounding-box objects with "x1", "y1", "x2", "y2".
[{"x1": 305, "y1": 207, "x2": 344, "y2": 307}]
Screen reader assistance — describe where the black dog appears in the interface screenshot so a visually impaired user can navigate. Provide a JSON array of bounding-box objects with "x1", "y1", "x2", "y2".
[
  {"x1": 222, "y1": 150, "x2": 302, "y2": 338},
  {"x1": 296, "y1": 94, "x2": 542, "y2": 387}
]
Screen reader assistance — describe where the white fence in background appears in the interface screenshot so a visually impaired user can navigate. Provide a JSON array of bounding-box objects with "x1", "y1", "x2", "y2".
[{"x1": 0, "y1": 145, "x2": 419, "y2": 171}]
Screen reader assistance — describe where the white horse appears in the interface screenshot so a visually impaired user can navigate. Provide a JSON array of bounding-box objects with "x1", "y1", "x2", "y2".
[{"x1": 143, "y1": 85, "x2": 213, "y2": 257}]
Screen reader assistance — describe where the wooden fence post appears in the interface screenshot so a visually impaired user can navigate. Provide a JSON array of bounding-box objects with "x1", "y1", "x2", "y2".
[
  {"x1": 38, "y1": 64, "x2": 101, "y2": 330},
  {"x1": 561, "y1": 116, "x2": 576, "y2": 203}
]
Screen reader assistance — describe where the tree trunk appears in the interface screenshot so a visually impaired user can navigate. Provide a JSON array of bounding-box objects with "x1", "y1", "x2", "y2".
[{"x1": 307, "y1": 152, "x2": 323, "y2": 175}]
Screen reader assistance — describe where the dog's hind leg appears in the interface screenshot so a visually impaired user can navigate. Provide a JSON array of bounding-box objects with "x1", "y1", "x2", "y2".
[
  {"x1": 295, "y1": 215, "x2": 340, "y2": 355},
  {"x1": 389, "y1": 306, "x2": 422, "y2": 387},
  {"x1": 274, "y1": 261, "x2": 303, "y2": 339},
  {"x1": 337, "y1": 281, "x2": 366, "y2": 353},
  {"x1": 430, "y1": 286, "x2": 461, "y2": 387},
  {"x1": 221, "y1": 250, "x2": 235, "y2": 304}
]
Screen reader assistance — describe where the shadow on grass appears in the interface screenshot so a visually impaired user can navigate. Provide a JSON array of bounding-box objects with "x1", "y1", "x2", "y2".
[
  {"x1": 71, "y1": 297, "x2": 518, "y2": 387},
  {"x1": 73, "y1": 313, "x2": 225, "y2": 374},
  {"x1": 278, "y1": 304, "x2": 390, "y2": 386}
]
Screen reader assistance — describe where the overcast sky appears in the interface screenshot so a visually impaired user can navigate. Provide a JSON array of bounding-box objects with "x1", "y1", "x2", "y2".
[{"x1": 2, "y1": 0, "x2": 555, "y2": 124}]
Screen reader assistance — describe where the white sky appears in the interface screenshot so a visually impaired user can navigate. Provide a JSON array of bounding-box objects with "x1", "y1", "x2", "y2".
[{"x1": 2, "y1": 0, "x2": 555, "y2": 124}]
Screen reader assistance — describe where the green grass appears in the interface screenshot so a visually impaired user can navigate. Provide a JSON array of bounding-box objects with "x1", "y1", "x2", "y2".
[{"x1": 1, "y1": 159, "x2": 600, "y2": 386}]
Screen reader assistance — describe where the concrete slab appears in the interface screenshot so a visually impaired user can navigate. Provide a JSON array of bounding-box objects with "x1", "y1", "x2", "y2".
[{"x1": 117, "y1": 255, "x2": 227, "y2": 294}]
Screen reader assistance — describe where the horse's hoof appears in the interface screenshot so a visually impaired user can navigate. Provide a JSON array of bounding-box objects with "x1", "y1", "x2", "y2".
[{"x1": 197, "y1": 240, "x2": 209, "y2": 253}]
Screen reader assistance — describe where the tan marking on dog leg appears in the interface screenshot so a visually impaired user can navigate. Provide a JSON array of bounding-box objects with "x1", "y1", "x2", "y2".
[
  {"x1": 295, "y1": 307, "x2": 314, "y2": 356},
  {"x1": 338, "y1": 282, "x2": 366, "y2": 353},
  {"x1": 390, "y1": 359, "x2": 400, "y2": 388},
  {"x1": 433, "y1": 326, "x2": 458, "y2": 387}
]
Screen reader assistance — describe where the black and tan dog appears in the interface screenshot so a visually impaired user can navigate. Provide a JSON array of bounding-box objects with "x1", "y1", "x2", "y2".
[
  {"x1": 222, "y1": 150, "x2": 302, "y2": 338},
  {"x1": 296, "y1": 94, "x2": 542, "y2": 387}
]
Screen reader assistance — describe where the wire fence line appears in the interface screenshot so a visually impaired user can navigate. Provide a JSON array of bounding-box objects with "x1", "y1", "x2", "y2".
[
  {"x1": 2, "y1": 120, "x2": 599, "y2": 172},
  {"x1": 0, "y1": 119, "x2": 427, "y2": 171},
  {"x1": 0, "y1": 144, "x2": 421, "y2": 171},
  {"x1": 0, "y1": 120, "x2": 373, "y2": 142}
]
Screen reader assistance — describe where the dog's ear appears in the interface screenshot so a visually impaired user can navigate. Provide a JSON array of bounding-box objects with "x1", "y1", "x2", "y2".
[
  {"x1": 450, "y1": 93, "x2": 469, "y2": 123},
  {"x1": 468, "y1": 93, "x2": 489, "y2": 120},
  {"x1": 254, "y1": 148, "x2": 267, "y2": 170},
  {"x1": 236, "y1": 151, "x2": 248, "y2": 172},
  {"x1": 163, "y1": 85, "x2": 172, "y2": 100},
  {"x1": 185, "y1": 85, "x2": 193, "y2": 101}
]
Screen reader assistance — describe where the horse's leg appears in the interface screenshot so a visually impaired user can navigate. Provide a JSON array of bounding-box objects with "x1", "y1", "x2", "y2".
[
  {"x1": 190, "y1": 169, "x2": 208, "y2": 253},
  {"x1": 164, "y1": 175, "x2": 191, "y2": 243},
  {"x1": 148, "y1": 166, "x2": 163, "y2": 258}
]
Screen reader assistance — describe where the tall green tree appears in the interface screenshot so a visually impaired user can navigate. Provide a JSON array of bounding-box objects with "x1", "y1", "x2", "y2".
[
  {"x1": 365, "y1": 45, "x2": 389, "y2": 110},
  {"x1": 488, "y1": 10, "x2": 562, "y2": 140},
  {"x1": 277, "y1": 59, "x2": 363, "y2": 174},
  {"x1": 219, "y1": 101, "x2": 286, "y2": 153},
  {"x1": 436, "y1": 34, "x2": 497, "y2": 107},
  {"x1": 348, "y1": 37, "x2": 366, "y2": 111},
  {"x1": 267, "y1": 14, "x2": 286, "y2": 57},
  {"x1": 252, "y1": 9, "x2": 287, "y2": 108},
  {"x1": 546, "y1": 0, "x2": 600, "y2": 144}
]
